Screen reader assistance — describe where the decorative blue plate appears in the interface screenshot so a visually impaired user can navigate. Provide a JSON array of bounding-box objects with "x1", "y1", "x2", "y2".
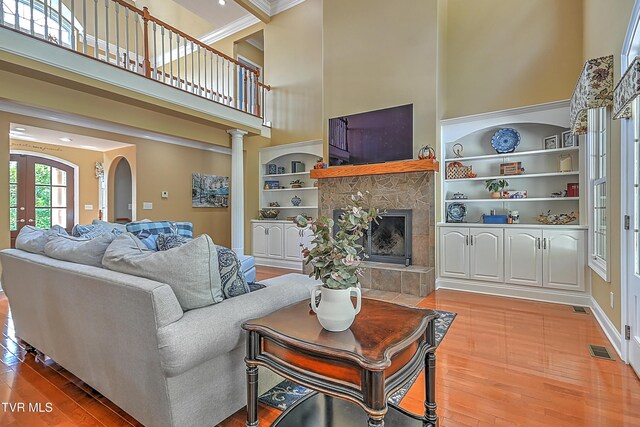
[
  {"x1": 491, "y1": 128, "x2": 521, "y2": 154},
  {"x1": 447, "y1": 202, "x2": 466, "y2": 223}
]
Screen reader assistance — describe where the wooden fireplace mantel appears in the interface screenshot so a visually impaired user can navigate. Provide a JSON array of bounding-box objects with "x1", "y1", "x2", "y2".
[{"x1": 310, "y1": 159, "x2": 439, "y2": 179}]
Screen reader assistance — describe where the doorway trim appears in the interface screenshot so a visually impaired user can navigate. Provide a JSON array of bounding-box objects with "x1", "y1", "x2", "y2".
[
  {"x1": 620, "y1": 0, "x2": 640, "y2": 364},
  {"x1": 10, "y1": 150, "x2": 80, "y2": 225}
]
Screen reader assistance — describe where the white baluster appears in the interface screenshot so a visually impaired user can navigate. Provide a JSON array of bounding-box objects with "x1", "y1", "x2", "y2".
[
  {"x1": 125, "y1": 8, "x2": 129, "y2": 69},
  {"x1": 104, "y1": 0, "x2": 109, "y2": 60},
  {"x1": 115, "y1": 4, "x2": 120, "y2": 66}
]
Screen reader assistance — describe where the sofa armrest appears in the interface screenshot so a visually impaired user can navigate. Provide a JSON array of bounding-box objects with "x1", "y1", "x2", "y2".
[{"x1": 157, "y1": 276, "x2": 317, "y2": 377}]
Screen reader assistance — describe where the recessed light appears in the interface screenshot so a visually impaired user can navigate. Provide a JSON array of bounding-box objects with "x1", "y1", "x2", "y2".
[
  {"x1": 219, "y1": 0, "x2": 225, "y2": 5},
  {"x1": 13, "y1": 127, "x2": 26, "y2": 132},
  {"x1": 59, "y1": 137, "x2": 72, "y2": 142},
  {"x1": 80, "y1": 145, "x2": 97, "y2": 149}
]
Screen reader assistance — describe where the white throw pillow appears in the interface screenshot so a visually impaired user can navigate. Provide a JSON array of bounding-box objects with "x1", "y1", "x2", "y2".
[
  {"x1": 44, "y1": 233, "x2": 116, "y2": 268},
  {"x1": 102, "y1": 233, "x2": 223, "y2": 311},
  {"x1": 15, "y1": 225, "x2": 68, "y2": 255}
]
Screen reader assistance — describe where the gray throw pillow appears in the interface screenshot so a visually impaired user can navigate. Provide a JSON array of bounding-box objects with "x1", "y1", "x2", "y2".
[
  {"x1": 44, "y1": 233, "x2": 116, "y2": 268},
  {"x1": 92, "y1": 219, "x2": 127, "y2": 234},
  {"x1": 15, "y1": 225, "x2": 68, "y2": 255},
  {"x1": 102, "y1": 233, "x2": 223, "y2": 311}
]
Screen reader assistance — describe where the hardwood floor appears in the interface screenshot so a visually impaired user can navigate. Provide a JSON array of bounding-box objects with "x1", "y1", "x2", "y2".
[{"x1": 0, "y1": 267, "x2": 638, "y2": 426}]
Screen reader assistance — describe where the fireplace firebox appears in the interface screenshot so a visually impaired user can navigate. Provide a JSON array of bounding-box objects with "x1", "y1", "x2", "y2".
[{"x1": 333, "y1": 209, "x2": 412, "y2": 265}]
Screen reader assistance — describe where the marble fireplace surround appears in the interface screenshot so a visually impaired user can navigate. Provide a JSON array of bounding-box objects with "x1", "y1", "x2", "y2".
[{"x1": 317, "y1": 170, "x2": 436, "y2": 297}]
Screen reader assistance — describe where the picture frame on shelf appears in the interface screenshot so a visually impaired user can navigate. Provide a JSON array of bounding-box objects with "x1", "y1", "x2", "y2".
[
  {"x1": 543, "y1": 135, "x2": 558, "y2": 150},
  {"x1": 561, "y1": 131, "x2": 575, "y2": 148}
]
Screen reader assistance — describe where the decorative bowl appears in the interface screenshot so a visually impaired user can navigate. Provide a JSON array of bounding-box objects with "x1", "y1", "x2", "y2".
[
  {"x1": 536, "y1": 211, "x2": 578, "y2": 225},
  {"x1": 491, "y1": 128, "x2": 521, "y2": 154},
  {"x1": 260, "y1": 209, "x2": 280, "y2": 219},
  {"x1": 447, "y1": 202, "x2": 467, "y2": 223}
]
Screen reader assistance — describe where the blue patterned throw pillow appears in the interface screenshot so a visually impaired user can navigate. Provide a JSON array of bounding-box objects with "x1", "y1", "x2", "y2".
[
  {"x1": 216, "y1": 245, "x2": 250, "y2": 298},
  {"x1": 126, "y1": 221, "x2": 193, "y2": 250},
  {"x1": 72, "y1": 223, "x2": 123, "y2": 239},
  {"x1": 157, "y1": 233, "x2": 190, "y2": 251}
]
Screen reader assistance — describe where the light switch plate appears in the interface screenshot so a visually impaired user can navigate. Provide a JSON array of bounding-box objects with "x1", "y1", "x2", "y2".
[
  {"x1": 161, "y1": 191, "x2": 169, "y2": 199},
  {"x1": 143, "y1": 202, "x2": 153, "y2": 210},
  {"x1": 84, "y1": 204, "x2": 94, "y2": 211}
]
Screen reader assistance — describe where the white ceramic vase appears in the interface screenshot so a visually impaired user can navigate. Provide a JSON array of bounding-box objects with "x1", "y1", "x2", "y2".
[{"x1": 310, "y1": 285, "x2": 362, "y2": 332}]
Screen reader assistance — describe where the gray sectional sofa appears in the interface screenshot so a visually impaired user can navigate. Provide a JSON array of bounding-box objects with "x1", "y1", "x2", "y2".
[{"x1": 0, "y1": 248, "x2": 315, "y2": 427}]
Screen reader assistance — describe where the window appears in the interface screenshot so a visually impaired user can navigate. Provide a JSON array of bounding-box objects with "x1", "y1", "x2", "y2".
[
  {"x1": 1, "y1": 0, "x2": 82, "y2": 48},
  {"x1": 588, "y1": 107, "x2": 610, "y2": 281}
]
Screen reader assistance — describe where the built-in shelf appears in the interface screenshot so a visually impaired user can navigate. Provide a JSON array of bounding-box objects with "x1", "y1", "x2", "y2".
[
  {"x1": 264, "y1": 187, "x2": 318, "y2": 192},
  {"x1": 262, "y1": 205, "x2": 319, "y2": 209},
  {"x1": 263, "y1": 171, "x2": 310, "y2": 179},
  {"x1": 437, "y1": 222, "x2": 586, "y2": 229},
  {"x1": 444, "y1": 146, "x2": 578, "y2": 162},
  {"x1": 445, "y1": 171, "x2": 579, "y2": 182},
  {"x1": 444, "y1": 197, "x2": 579, "y2": 203}
]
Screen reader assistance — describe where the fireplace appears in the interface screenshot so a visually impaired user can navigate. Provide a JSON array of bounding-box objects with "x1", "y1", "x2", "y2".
[{"x1": 333, "y1": 209, "x2": 412, "y2": 265}]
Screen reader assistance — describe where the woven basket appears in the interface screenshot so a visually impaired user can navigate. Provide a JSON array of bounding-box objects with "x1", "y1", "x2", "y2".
[{"x1": 446, "y1": 162, "x2": 473, "y2": 180}]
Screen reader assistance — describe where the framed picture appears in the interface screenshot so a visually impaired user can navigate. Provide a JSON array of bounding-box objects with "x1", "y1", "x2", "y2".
[
  {"x1": 192, "y1": 173, "x2": 229, "y2": 207},
  {"x1": 543, "y1": 135, "x2": 558, "y2": 150},
  {"x1": 561, "y1": 131, "x2": 575, "y2": 148}
]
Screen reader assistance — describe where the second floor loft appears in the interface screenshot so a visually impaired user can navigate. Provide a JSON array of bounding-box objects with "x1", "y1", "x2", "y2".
[{"x1": 0, "y1": 0, "x2": 272, "y2": 134}]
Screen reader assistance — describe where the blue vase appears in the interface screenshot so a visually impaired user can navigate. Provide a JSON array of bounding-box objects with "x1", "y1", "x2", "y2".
[{"x1": 291, "y1": 195, "x2": 302, "y2": 206}]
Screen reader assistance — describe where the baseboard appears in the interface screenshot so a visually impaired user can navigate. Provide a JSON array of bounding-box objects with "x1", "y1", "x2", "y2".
[
  {"x1": 436, "y1": 278, "x2": 593, "y2": 307},
  {"x1": 254, "y1": 257, "x2": 303, "y2": 271},
  {"x1": 589, "y1": 297, "x2": 623, "y2": 359}
]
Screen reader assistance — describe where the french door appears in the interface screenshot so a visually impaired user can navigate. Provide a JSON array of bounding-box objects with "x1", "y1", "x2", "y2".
[
  {"x1": 9, "y1": 155, "x2": 74, "y2": 247},
  {"x1": 627, "y1": 98, "x2": 640, "y2": 377}
]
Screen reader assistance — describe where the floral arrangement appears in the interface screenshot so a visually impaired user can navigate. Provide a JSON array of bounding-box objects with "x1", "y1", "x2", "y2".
[
  {"x1": 485, "y1": 179, "x2": 509, "y2": 193},
  {"x1": 295, "y1": 192, "x2": 380, "y2": 289}
]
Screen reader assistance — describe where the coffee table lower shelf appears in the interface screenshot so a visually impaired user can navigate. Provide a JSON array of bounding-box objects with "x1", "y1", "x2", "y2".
[{"x1": 272, "y1": 392, "x2": 429, "y2": 427}]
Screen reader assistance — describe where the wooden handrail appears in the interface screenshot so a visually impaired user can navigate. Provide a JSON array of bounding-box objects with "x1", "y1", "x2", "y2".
[{"x1": 145, "y1": 14, "x2": 259, "y2": 75}]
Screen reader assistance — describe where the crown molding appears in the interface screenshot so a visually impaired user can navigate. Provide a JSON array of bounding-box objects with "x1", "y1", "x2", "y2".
[
  {"x1": 245, "y1": 37, "x2": 264, "y2": 51},
  {"x1": 0, "y1": 100, "x2": 232, "y2": 155},
  {"x1": 249, "y1": 0, "x2": 272, "y2": 16},
  {"x1": 270, "y1": 0, "x2": 306, "y2": 15},
  {"x1": 200, "y1": 14, "x2": 261, "y2": 46}
]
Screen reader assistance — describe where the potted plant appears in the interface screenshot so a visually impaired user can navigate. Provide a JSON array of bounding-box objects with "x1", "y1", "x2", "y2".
[
  {"x1": 485, "y1": 179, "x2": 509, "y2": 199},
  {"x1": 295, "y1": 192, "x2": 380, "y2": 331},
  {"x1": 290, "y1": 179, "x2": 304, "y2": 188}
]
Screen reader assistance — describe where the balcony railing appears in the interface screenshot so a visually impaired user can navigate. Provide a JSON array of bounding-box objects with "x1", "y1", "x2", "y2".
[{"x1": 0, "y1": 0, "x2": 271, "y2": 120}]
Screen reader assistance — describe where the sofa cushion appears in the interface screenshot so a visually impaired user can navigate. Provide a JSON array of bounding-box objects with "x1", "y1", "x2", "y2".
[
  {"x1": 44, "y1": 232, "x2": 116, "y2": 268},
  {"x1": 215, "y1": 246, "x2": 250, "y2": 298},
  {"x1": 72, "y1": 223, "x2": 123, "y2": 239},
  {"x1": 102, "y1": 233, "x2": 223, "y2": 310},
  {"x1": 15, "y1": 225, "x2": 68, "y2": 255},
  {"x1": 92, "y1": 219, "x2": 127, "y2": 234}
]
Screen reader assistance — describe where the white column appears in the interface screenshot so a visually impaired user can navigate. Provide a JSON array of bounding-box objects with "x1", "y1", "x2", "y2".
[{"x1": 228, "y1": 129, "x2": 248, "y2": 255}]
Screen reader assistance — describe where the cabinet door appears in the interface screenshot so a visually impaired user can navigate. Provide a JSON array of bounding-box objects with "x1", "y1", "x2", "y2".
[
  {"x1": 543, "y1": 230, "x2": 585, "y2": 291},
  {"x1": 301, "y1": 226, "x2": 315, "y2": 251},
  {"x1": 284, "y1": 224, "x2": 303, "y2": 261},
  {"x1": 267, "y1": 224, "x2": 284, "y2": 258},
  {"x1": 439, "y1": 227, "x2": 469, "y2": 279},
  {"x1": 252, "y1": 224, "x2": 268, "y2": 257},
  {"x1": 504, "y1": 229, "x2": 542, "y2": 287},
  {"x1": 469, "y1": 228, "x2": 504, "y2": 282}
]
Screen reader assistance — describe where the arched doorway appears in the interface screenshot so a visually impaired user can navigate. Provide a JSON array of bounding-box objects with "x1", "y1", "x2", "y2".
[
  {"x1": 9, "y1": 154, "x2": 75, "y2": 247},
  {"x1": 109, "y1": 157, "x2": 132, "y2": 223}
]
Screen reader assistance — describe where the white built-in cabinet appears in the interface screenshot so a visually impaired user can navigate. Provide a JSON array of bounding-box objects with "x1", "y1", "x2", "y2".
[
  {"x1": 438, "y1": 102, "x2": 589, "y2": 304},
  {"x1": 252, "y1": 220, "x2": 313, "y2": 270},
  {"x1": 439, "y1": 227, "x2": 503, "y2": 282},
  {"x1": 504, "y1": 228, "x2": 584, "y2": 291},
  {"x1": 440, "y1": 225, "x2": 586, "y2": 295}
]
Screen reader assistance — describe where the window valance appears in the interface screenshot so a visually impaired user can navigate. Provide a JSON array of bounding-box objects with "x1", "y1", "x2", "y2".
[
  {"x1": 569, "y1": 55, "x2": 614, "y2": 134},
  {"x1": 613, "y1": 56, "x2": 640, "y2": 120}
]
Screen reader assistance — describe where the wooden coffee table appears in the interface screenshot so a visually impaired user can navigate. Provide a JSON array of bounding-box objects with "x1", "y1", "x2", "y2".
[{"x1": 242, "y1": 297, "x2": 439, "y2": 427}]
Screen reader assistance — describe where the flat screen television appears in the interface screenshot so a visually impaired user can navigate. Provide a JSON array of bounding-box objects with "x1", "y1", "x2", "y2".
[{"x1": 328, "y1": 104, "x2": 413, "y2": 166}]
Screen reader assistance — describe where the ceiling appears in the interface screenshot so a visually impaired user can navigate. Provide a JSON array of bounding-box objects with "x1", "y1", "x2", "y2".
[
  {"x1": 136, "y1": 0, "x2": 305, "y2": 44},
  {"x1": 9, "y1": 124, "x2": 132, "y2": 152},
  {"x1": 173, "y1": 0, "x2": 249, "y2": 31}
]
